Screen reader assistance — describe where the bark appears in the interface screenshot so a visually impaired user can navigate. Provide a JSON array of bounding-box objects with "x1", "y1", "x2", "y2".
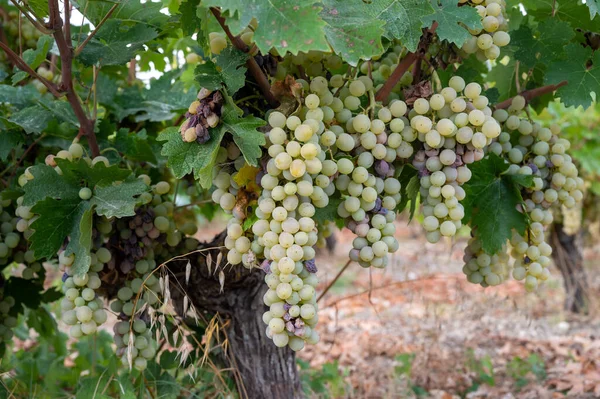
[
  {"x1": 551, "y1": 223, "x2": 589, "y2": 314},
  {"x1": 169, "y1": 231, "x2": 303, "y2": 399}
]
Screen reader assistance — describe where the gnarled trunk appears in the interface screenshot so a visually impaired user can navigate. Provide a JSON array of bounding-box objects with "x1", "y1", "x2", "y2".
[
  {"x1": 551, "y1": 222, "x2": 589, "y2": 314},
  {"x1": 170, "y1": 232, "x2": 303, "y2": 399}
]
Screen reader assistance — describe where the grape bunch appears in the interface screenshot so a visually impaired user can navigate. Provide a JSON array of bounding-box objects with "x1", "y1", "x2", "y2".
[
  {"x1": 180, "y1": 89, "x2": 224, "y2": 143},
  {"x1": 0, "y1": 293, "x2": 17, "y2": 344},
  {"x1": 276, "y1": 50, "x2": 344, "y2": 80},
  {"x1": 114, "y1": 318, "x2": 158, "y2": 371},
  {"x1": 460, "y1": 0, "x2": 510, "y2": 61},
  {"x1": 462, "y1": 96, "x2": 583, "y2": 291},
  {"x1": 410, "y1": 78, "x2": 500, "y2": 243},
  {"x1": 59, "y1": 250, "x2": 109, "y2": 338}
]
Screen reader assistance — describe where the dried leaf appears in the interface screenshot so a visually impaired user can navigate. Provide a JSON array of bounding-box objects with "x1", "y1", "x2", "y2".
[
  {"x1": 219, "y1": 270, "x2": 225, "y2": 293},
  {"x1": 185, "y1": 260, "x2": 191, "y2": 285}
]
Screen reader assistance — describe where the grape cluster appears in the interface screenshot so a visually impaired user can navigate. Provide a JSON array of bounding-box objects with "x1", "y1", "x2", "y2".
[
  {"x1": 59, "y1": 250, "x2": 109, "y2": 337},
  {"x1": 180, "y1": 89, "x2": 224, "y2": 143},
  {"x1": 463, "y1": 96, "x2": 583, "y2": 291},
  {"x1": 460, "y1": 0, "x2": 510, "y2": 61},
  {"x1": 410, "y1": 78, "x2": 500, "y2": 243},
  {"x1": 114, "y1": 318, "x2": 158, "y2": 371},
  {"x1": 0, "y1": 293, "x2": 17, "y2": 343},
  {"x1": 462, "y1": 237, "x2": 512, "y2": 287},
  {"x1": 0, "y1": 197, "x2": 40, "y2": 279},
  {"x1": 276, "y1": 50, "x2": 344, "y2": 80}
]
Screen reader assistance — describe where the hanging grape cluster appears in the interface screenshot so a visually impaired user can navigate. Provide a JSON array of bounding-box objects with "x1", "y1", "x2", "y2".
[{"x1": 460, "y1": 0, "x2": 511, "y2": 61}]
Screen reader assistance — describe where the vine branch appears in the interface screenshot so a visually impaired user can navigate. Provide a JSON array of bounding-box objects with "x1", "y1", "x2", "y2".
[
  {"x1": 317, "y1": 260, "x2": 352, "y2": 303},
  {"x1": 375, "y1": 22, "x2": 438, "y2": 102},
  {"x1": 48, "y1": 0, "x2": 100, "y2": 157},
  {"x1": 495, "y1": 81, "x2": 568, "y2": 109},
  {"x1": 209, "y1": 7, "x2": 280, "y2": 108},
  {"x1": 0, "y1": 41, "x2": 62, "y2": 96}
]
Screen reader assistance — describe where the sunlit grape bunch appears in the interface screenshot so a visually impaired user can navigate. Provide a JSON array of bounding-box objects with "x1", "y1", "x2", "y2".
[
  {"x1": 460, "y1": 0, "x2": 510, "y2": 61},
  {"x1": 410, "y1": 78, "x2": 501, "y2": 243}
]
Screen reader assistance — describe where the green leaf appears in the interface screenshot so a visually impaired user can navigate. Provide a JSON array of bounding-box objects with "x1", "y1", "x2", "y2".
[
  {"x1": 158, "y1": 105, "x2": 265, "y2": 187},
  {"x1": 221, "y1": 106, "x2": 266, "y2": 167},
  {"x1": 421, "y1": 0, "x2": 482, "y2": 47},
  {"x1": 78, "y1": 20, "x2": 158, "y2": 66},
  {"x1": 22, "y1": 164, "x2": 80, "y2": 206},
  {"x1": 320, "y1": 0, "x2": 385, "y2": 66},
  {"x1": 27, "y1": 0, "x2": 49, "y2": 18},
  {"x1": 0, "y1": 131, "x2": 22, "y2": 161},
  {"x1": 0, "y1": 84, "x2": 40, "y2": 108},
  {"x1": 27, "y1": 306, "x2": 58, "y2": 339},
  {"x1": 587, "y1": 0, "x2": 599, "y2": 18},
  {"x1": 520, "y1": 0, "x2": 600, "y2": 33},
  {"x1": 158, "y1": 126, "x2": 226, "y2": 187},
  {"x1": 395, "y1": 164, "x2": 419, "y2": 217},
  {"x1": 4, "y1": 278, "x2": 51, "y2": 311},
  {"x1": 201, "y1": 0, "x2": 330, "y2": 55},
  {"x1": 195, "y1": 47, "x2": 248, "y2": 94},
  {"x1": 511, "y1": 19, "x2": 574, "y2": 70},
  {"x1": 486, "y1": 58, "x2": 518, "y2": 102},
  {"x1": 545, "y1": 44, "x2": 600, "y2": 110},
  {"x1": 91, "y1": 177, "x2": 148, "y2": 218},
  {"x1": 8, "y1": 105, "x2": 54, "y2": 134},
  {"x1": 73, "y1": 0, "x2": 169, "y2": 28},
  {"x1": 64, "y1": 203, "x2": 93, "y2": 275},
  {"x1": 180, "y1": 0, "x2": 201, "y2": 36},
  {"x1": 314, "y1": 197, "x2": 342, "y2": 226},
  {"x1": 114, "y1": 129, "x2": 158, "y2": 163},
  {"x1": 28, "y1": 198, "x2": 89, "y2": 262},
  {"x1": 365, "y1": 0, "x2": 434, "y2": 52},
  {"x1": 12, "y1": 36, "x2": 54, "y2": 85},
  {"x1": 463, "y1": 154, "x2": 532, "y2": 254}
]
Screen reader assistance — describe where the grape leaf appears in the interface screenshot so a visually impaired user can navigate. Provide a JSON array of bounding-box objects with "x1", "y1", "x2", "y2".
[
  {"x1": 320, "y1": 0, "x2": 385, "y2": 66},
  {"x1": 179, "y1": 0, "x2": 201, "y2": 36},
  {"x1": 8, "y1": 105, "x2": 54, "y2": 134},
  {"x1": 194, "y1": 48, "x2": 248, "y2": 95},
  {"x1": 12, "y1": 36, "x2": 54, "y2": 85},
  {"x1": 421, "y1": 0, "x2": 482, "y2": 47},
  {"x1": 220, "y1": 106, "x2": 266, "y2": 167},
  {"x1": 201, "y1": 0, "x2": 330, "y2": 55},
  {"x1": 27, "y1": 0, "x2": 49, "y2": 18},
  {"x1": 588, "y1": 0, "x2": 599, "y2": 18},
  {"x1": 64, "y1": 203, "x2": 93, "y2": 275},
  {"x1": 0, "y1": 85, "x2": 40, "y2": 108},
  {"x1": 395, "y1": 164, "x2": 419, "y2": 218},
  {"x1": 157, "y1": 126, "x2": 226, "y2": 188},
  {"x1": 114, "y1": 129, "x2": 158, "y2": 163},
  {"x1": 520, "y1": 0, "x2": 600, "y2": 33},
  {"x1": 22, "y1": 164, "x2": 80, "y2": 206},
  {"x1": 545, "y1": 44, "x2": 600, "y2": 110},
  {"x1": 314, "y1": 197, "x2": 342, "y2": 226},
  {"x1": 28, "y1": 198, "x2": 91, "y2": 263},
  {"x1": 77, "y1": 20, "x2": 158, "y2": 66},
  {"x1": 463, "y1": 154, "x2": 532, "y2": 255},
  {"x1": 511, "y1": 19, "x2": 574, "y2": 70},
  {"x1": 486, "y1": 58, "x2": 518, "y2": 102},
  {"x1": 0, "y1": 131, "x2": 22, "y2": 161},
  {"x1": 91, "y1": 177, "x2": 148, "y2": 218},
  {"x1": 365, "y1": 0, "x2": 434, "y2": 52},
  {"x1": 73, "y1": 0, "x2": 169, "y2": 28}
]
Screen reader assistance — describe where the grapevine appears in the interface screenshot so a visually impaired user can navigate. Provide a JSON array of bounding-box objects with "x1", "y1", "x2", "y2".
[{"x1": 0, "y1": 0, "x2": 598, "y2": 395}]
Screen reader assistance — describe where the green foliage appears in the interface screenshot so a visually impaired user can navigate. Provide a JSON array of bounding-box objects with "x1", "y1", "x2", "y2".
[
  {"x1": 298, "y1": 359, "x2": 351, "y2": 398},
  {"x1": 201, "y1": 0, "x2": 331, "y2": 55},
  {"x1": 369, "y1": 0, "x2": 435, "y2": 53},
  {"x1": 422, "y1": 0, "x2": 482, "y2": 47},
  {"x1": 545, "y1": 45, "x2": 600, "y2": 109},
  {"x1": 507, "y1": 354, "x2": 547, "y2": 389},
  {"x1": 465, "y1": 349, "x2": 495, "y2": 392},
  {"x1": 194, "y1": 47, "x2": 248, "y2": 95},
  {"x1": 320, "y1": 0, "x2": 385, "y2": 67},
  {"x1": 511, "y1": 19, "x2": 574, "y2": 70},
  {"x1": 12, "y1": 36, "x2": 53, "y2": 84},
  {"x1": 463, "y1": 154, "x2": 533, "y2": 254}
]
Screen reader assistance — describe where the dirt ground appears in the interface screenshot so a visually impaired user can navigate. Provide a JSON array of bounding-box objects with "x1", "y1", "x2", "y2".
[{"x1": 297, "y1": 221, "x2": 600, "y2": 399}]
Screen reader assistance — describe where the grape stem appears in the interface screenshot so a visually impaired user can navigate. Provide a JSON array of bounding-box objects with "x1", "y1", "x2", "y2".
[
  {"x1": 317, "y1": 259, "x2": 352, "y2": 303},
  {"x1": 209, "y1": 7, "x2": 280, "y2": 108},
  {"x1": 48, "y1": 0, "x2": 100, "y2": 157},
  {"x1": 375, "y1": 22, "x2": 438, "y2": 102},
  {"x1": 8, "y1": 0, "x2": 51, "y2": 34},
  {"x1": 494, "y1": 81, "x2": 568, "y2": 109}
]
